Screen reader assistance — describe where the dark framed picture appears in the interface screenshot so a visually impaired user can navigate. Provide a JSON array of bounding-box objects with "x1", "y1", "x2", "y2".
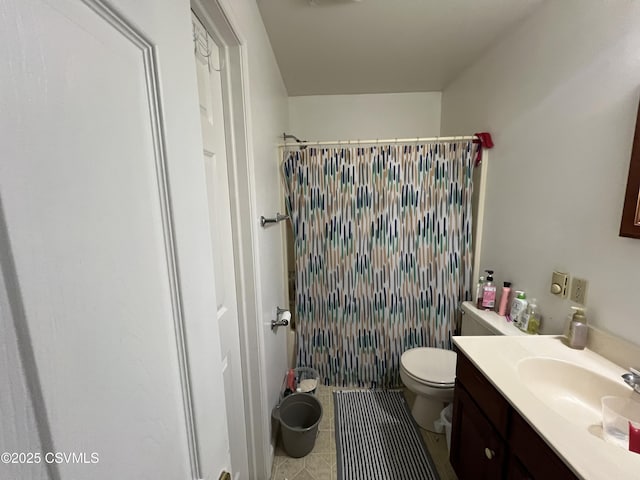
[{"x1": 620, "y1": 102, "x2": 640, "y2": 239}]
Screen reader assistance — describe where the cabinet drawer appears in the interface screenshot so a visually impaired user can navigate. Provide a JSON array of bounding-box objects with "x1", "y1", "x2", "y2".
[
  {"x1": 510, "y1": 410, "x2": 578, "y2": 480},
  {"x1": 456, "y1": 351, "x2": 510, "y2": 437}
]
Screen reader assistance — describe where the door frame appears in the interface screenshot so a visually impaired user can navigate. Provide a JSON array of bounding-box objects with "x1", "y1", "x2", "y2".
[{"x1": 190, "y1": 1, "x2": 269, "y2": 478}]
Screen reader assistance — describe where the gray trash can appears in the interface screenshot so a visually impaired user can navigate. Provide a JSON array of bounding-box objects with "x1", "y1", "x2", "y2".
[{"x1": 278, "y1": 393, "x2": 323, "y2": 458}]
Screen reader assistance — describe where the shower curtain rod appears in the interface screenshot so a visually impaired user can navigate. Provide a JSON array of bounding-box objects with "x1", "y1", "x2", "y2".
[{"x1": 277, "y1": 135, "x2": 479, "y2": 148}]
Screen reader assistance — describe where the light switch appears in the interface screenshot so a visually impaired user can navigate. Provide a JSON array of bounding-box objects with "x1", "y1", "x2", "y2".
[{"x1": 550, "y1": 271, "x2": 569, "y2": 297}]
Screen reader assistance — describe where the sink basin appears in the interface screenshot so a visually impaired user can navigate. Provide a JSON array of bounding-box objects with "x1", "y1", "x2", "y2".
[{"x1": 517, "y1": 357, "x2": 632, "y2": 427}]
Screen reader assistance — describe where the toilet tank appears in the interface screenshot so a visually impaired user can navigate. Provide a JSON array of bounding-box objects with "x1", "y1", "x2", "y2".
[{"x1": 460, "y1": 301, "x2": 528, "y2": 336}]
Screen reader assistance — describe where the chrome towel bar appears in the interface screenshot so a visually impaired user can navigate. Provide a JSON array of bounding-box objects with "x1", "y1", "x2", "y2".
[{"x1": 260, "y1": 212, "x2": 289, "y2": 228}]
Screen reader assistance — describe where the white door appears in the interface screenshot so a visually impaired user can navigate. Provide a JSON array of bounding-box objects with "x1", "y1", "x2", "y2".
[
  {"x1": 0, "y1": 1, "x2": 231, "y2": 479},
  {"x1": 192, "y1": 13, "x2": 249, "y2": 480}
]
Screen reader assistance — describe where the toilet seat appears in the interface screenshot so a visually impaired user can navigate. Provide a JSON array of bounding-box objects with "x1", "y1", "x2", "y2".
[{"x1": 400, "y1": 347, "x2": 456, "y2": 388}]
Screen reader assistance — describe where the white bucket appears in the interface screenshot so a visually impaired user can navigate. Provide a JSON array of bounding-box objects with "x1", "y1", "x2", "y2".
[
  {"x1": 441, "y1": 404, "x2": 453, "y2": 452},
  {"x1": 434, "y1": 404, "x2": 453, "y2": 452}
]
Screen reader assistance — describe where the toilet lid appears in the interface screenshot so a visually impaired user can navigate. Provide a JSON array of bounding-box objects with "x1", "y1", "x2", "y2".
[{"x1": 401, "y1": 347, "x2": 457, "y2": 386}]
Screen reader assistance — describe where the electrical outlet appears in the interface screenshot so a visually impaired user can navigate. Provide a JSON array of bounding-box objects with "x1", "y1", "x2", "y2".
[{"x1": 570, "y1": 278, "x2": 588, "y2": 304}]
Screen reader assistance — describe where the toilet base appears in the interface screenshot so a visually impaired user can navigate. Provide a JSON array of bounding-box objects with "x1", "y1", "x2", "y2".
[{"x1": 411, "y1": 394, "x2": 446, "y2": 432}]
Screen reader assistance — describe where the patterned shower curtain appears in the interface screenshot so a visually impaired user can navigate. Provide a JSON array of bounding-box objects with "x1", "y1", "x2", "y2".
[{"x1": 282, "y1": 142, "x2": 478, "y2": 387}]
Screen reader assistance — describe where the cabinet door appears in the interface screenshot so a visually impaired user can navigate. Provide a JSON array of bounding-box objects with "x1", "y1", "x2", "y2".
[
  {"x1": 510, "y1": 410, "x2": 578, "y2": 479},
  {"x1": 506, "y1": 455, "x2": 533, "y2": 480},
  {"x1": 450, "y1": 383, "x2": 505, "y2": 479}
]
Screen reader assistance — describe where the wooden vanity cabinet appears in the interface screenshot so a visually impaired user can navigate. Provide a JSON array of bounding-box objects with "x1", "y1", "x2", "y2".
[
  {"x1": 450, "y1": 383, "x2": 506, "y2": 478},
  {"x1": 450, "y1": 351, "x2": 578, "y2": 480}
]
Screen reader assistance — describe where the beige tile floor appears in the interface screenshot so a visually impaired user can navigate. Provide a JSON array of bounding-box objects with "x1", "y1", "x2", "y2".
[{"x1": 270, "y1": 385, "x2": 457, "y2": 480}]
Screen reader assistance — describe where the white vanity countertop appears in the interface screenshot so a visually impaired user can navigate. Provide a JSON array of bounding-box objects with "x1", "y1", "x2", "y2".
[{"x1": 452, "y1": 335, "x2": 640, "y2": 480}]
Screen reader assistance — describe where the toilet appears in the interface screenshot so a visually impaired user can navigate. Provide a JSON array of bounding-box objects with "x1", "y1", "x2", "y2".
[
  {"x1": 400, "y1": 301, "x2": 522, "y2": 431},
  {"x1": 400, "y1": 347, "x2": 457, "y2": 431}
]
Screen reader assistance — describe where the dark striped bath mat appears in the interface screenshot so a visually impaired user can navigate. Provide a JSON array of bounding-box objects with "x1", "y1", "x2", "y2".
[{"x1": 334, "y1": 390, "x2": 440, "y2": 480}]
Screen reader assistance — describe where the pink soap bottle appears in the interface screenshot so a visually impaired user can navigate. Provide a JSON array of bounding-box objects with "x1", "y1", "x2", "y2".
[
  {"x1": 498, "y1": 281, "x2": 512, "y2": 316},
  {"x1": 481, "y1": 270, "x2": 497, "y2": 311}
]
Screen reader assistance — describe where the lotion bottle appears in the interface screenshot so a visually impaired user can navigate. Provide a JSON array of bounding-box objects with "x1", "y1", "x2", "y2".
[
  {"x1": 498, "y1": 282, "x2": 512, "y2": 316},
  {"x1": 567, "y1": 307, "x2": 588, "y2": 349},
  {"x1": 509, "y1": 291, "x2": 527, "y2": 326}
]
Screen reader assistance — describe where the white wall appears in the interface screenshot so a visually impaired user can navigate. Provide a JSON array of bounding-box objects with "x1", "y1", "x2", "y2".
[
  {"x1": 441, "y1": 0, "x2": 640, "y2": 343},
  {"x1": 221, "y1": 0, "x2": 289, "y2": 472},
  {"x1": 288, "y1": 92, "x2": 441, "y2": 140}
]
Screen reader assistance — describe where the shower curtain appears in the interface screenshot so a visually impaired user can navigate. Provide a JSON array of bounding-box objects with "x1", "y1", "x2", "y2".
[{"x1": 282, "y1": 142, "x2": 478, "y2": 387}]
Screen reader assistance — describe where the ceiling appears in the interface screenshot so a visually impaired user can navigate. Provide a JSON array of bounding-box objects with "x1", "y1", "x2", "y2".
[{"x1": 257, "y1": 0, "x2": 544, "y2": 96}]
